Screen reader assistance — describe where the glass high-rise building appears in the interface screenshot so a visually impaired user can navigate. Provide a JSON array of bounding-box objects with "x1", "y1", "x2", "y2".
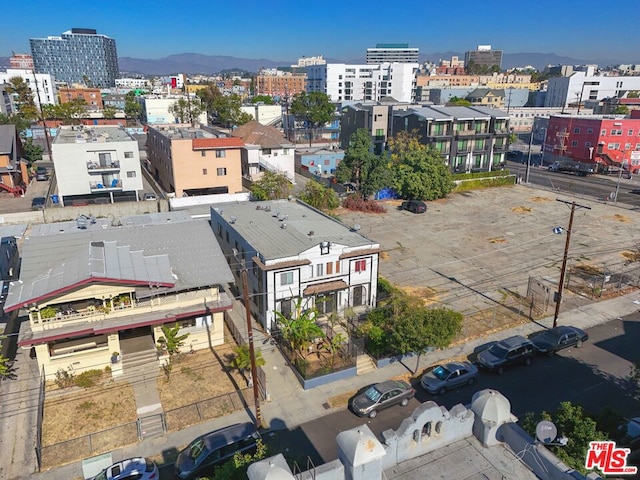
[
  {"x1": 30, "y1": 28, "x2": 119, "y2": 88},
  {"x1": 366, "y1": 43, "x2": 419, "y2": 64}
]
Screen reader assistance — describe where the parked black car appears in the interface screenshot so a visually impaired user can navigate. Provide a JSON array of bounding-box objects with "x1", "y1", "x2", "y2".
[
  {"x1": 31, "y1": 197, "x2": 46, "y2": 210},
  {"x1": 401, "y1": 200, "x2": 427, "y2": 214},
  {"x1": 528, "y1": 326, "x2": 588, "y2": 356},
  {"x1": 35, "y1": 166, "x2": 48, "y2": 181},
  {"x1": 349, "y1": 380, "x2": 415, "y2": 418},
  {"x1": 476, "y1": 335, "x2": 535, "y2": 374}
]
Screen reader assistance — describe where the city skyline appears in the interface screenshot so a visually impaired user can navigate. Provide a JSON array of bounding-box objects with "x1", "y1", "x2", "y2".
[{"x1": 2, "y1": 0, "x2": 639, "y2": 65}]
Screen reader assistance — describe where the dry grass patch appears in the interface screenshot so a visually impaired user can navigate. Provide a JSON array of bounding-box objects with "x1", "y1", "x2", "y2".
[
  {"x1": 622, "y1": 250, "x2": 640, "y2": 262},
  {"x1": 157, "y1": 347, "x2": 246, "y2": 411},
  {"x1": 400, "y1": 285, "x2": 439, "y2": 305},
  {"x1": 612, "y1": 214, "x2": 632, "y2": 223},
  {"x1": 575, "y1": 264, "x2": 604, "y2": 275},
  {"x1": 488, "y1": 237, "x2": 507, "y2": 244},
  {"x1": 529, "y1": 196, "x2": 553, "y2": 203},
  {"x1": 511, "y1": 206, "x2": 532, "y2": 213},
  {"x1": 380, "y1": 251, "x2": 390, "y2": 260},
  {"x1": 42, "y1": 383, "x2": 137, "y2": 446}
]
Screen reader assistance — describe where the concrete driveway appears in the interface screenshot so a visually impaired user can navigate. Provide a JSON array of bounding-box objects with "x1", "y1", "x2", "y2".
[{"x1": 336, "y1": 185, "x2": 640, "y2": 328}]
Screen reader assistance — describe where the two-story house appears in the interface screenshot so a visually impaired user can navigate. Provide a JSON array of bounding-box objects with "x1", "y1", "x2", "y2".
[
  {"x1": 0, "y1": 124, "x2": 28, "y2": 196},
  {"x1": 231, "y1": 120, "x2": 296, "y2": 182},
  {"x1": 146, "y1": 124, "x2": 244, "y2": 197},
  {"x1": 52, "y1": 125, "x2": 144, "y2": 205},
  {"x1": 210, "y1": 199, "x2": 380, "y2": 331},
  {"x1": 4, "y1": 213, "x2": 234, "y2": 379}
]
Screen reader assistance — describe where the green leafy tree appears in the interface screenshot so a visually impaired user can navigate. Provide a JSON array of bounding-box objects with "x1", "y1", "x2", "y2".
[
  {"x1": 250, "y1": 170, "x2": 292, "y2": 200},
  {"x1": 0, "y1": 113, "x2": 31, "y2": 133},
  {"x1": 274, "y1": 298, "x2": 325, "y2": 357},
  {"x1": 251, "y1": 95, "x2": 274, "y2": 105},
  {"x1": 613, "y1": 104, "x2": 629, "y2": 115},
  {"x1": 290, "y1": 91, "x2": 335, "y2": 146},
  {"x1": 335, "y1": 129, "x2": 390, "y2": 199},
  {"x1": 211, "y1": 439, "x2": 268, "y2": 479},
  {"x1": 387, "y1": 131, "x2": 454, "y2": 200},
  {"x1": 628, "y1": 91, "x2": 639, "y2": 99},
  {"x1": 228, "y1": 344, "x2": 266, "y2": 386},
  {"x1": 0, "y1": 354, "x2": 12, "y2": 380},
  {"x1": 197, "y1": 85, "x2": 252, "y2": 127},
  {"x1": 6, "y1": 77, "x2": 38, "y2": 121},
  {"x1": 22, "y1": 137, "x2": 43, "y2": 164},
  {"x1": 299, "y1": 180, "x2": 339, "y2": 211},
  {"x1": 168, "y1": 96, "x2": 205, "y2": 124},
  {"x1": 54, "y1": 100, "x2": 87, "y2": 124},
  {"x1": 157, "y1": 323, "x2": 190, "y2": 356},
  {"x1": 521, "y1": 402, "x2": 608, "y2": 475},
  {"x1": 446, "y1": 96, "x2": 472, "y2": 107},
  {"x1": 103, "y1": 106, "x2": 117, "y2": 119},
  {"x1": 124, "y1": 91, "x2": 141, "y2": 121}
]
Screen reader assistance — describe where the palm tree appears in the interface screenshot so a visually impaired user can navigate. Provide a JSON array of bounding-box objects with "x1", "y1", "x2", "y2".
[
  {"x1": 228, "y1": 345, "x2": 266, "y2": 387},
  {"x1": 157, "y1": 323, "x2": 189, "y2": 356}
]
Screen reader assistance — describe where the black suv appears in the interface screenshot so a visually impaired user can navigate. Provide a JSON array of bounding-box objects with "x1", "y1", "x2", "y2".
[{"x1": 476, "y1": 335, "x2": 535, "y2": 374}]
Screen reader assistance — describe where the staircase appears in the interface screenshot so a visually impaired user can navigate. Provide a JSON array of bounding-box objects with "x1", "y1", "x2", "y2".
[
  {"x1": 0, "y1": 182, "x2": 24, "y2": 197},
  {"x1": 117, "y1": 349, "x2": 159, "y2": 383},
  {"x1": 138, "y1": 413, "x2": 165, "y2": 440},
  {"x1": 356, "y1": 354, "x2": 377, "y2": 376}
]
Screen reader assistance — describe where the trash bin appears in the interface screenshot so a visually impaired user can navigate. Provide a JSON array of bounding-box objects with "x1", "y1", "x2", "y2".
[{"x1": 51, "y1": 194, "x2": 59, "y2": 204}]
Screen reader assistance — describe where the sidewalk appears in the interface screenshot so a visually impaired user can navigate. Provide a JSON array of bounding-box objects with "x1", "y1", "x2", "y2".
[{"x1": 32, "y1": 291, "x2": 640, "y2": 480}]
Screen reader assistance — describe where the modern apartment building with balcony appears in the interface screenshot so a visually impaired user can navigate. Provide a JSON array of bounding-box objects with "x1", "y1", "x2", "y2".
[
  {"x1": 51, "y1": 125, "x2": 144, "y2": 205},
  {"x1": 392, "y1": 106, "x2": 511, "y2": 172},
  {"x1": 4, "y1": 213, "x2": 234, "y2": 379}
]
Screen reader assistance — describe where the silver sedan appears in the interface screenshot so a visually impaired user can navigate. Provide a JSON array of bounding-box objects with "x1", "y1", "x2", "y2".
[{"x1": 420, "y1": 361, "x2": 479, "y2": 395}]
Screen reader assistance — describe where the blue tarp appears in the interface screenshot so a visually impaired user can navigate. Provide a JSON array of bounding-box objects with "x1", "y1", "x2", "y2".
[{"x1": 375, "y1": 187, "x2": 400, "y2": 200}]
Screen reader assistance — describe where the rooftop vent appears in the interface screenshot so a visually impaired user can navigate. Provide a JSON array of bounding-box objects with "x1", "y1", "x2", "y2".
[
  {"x1": 229, "y1": 216, "x2": 237, "y2": 224},
  {"x1": 351, "y1": 224, "x2": 361, "y2": 232},
  {"x1": 308, "y1": 231, "x2": 314, "y2": 236},
  {"x1": 281, "y1": 223, "x2": 287, "y2": 229}
]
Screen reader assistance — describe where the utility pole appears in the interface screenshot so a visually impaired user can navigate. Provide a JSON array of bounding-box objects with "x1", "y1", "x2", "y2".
[
  {"x1": 525, "y1": 126, "x2": 535, "y2": 183},
  {"x1": 553, "y1": 199, "x2": 591, "y2": 328},
  {"x1": 233, "y1": 250, "x2": 262, "y2": 429}
]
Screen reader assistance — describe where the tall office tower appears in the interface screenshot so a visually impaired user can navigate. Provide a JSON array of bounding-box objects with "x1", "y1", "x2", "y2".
[
  {"x1": 366, "y1": 43, "x2": 419, "y2": 64},
  {"x1": 464, "y1": 45, "x2": 503, "y2": 70},
  {"x1": 30, "y1": 28, "x2": 119, "y2": 88}
]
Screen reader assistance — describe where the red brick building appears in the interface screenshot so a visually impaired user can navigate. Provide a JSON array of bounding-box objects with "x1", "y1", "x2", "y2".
[
  {"x1": 58, "y1": 87, "x2": 103, "y2": 110},
  {"x1": 544, "y1": 115, "x2": 640, "y2": 172}
]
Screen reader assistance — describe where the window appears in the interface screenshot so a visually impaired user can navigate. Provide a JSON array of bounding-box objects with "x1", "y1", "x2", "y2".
[
  {"x1": 262, "y1": 148, "x2": 272, "y2": 155},
  {"x1": 355, "y1": 259, "x2": 366, "y2": 272},
  {"x1": 326, "y1": 262, "x2": 333, "y2": 275},
  {"x1": 629, "y1": 130, "x2": 634, "y2": 136},
  {"x1": 216, "y1": 150, "x2": 226, "y2": 158},
  {"x1": 601, "y1": 129, "x2": 607, "y2": 135},
  {"x1": 217, "y1": 168, "x2": 227, "y2": 176},
  {"x1": 585, "y1": 142, "x2": 592, "y2": 148},
  {"x1": 280, "y1": 272, "x2": 293, "y2": 285},
  {"x1": 283, "y1": 148, "x2": 289, "y2": 155},
  {"x1": 573, "y1": 127, "x2": 580, "y2": 134},
  {"x1": 335, "y1": 261, "x2": 340, "y2": 273},
  {"x1": 375, "y1": 128, "x2": 384, "y2": 136},
  {"x1": 316, "y1": 264, "x2": 324, "y2": 276},
  {"x1": 124, "y1": 151, "x2": 134, "y2": 158},
  {"x1": 636, "y1": 143, "x2": 640, "y2": 150},
  {"x1": 203, "y1": 168, "x2": 208, "y2": 175},
  {"x1": 126, "y1": 171, "x2": 136, "y2": 178},
  {"x1": 571, "y1": 141, "x2": 578, "y2": 147},
  {"x1": 201, "y1": 150, "x2": 206, "y2": 157},
  {"x1": 587, "y1": 128, "x2": 593, "y2": 134}
]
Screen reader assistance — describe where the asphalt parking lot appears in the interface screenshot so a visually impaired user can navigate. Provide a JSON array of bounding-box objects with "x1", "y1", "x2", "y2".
[{"x1": 337, "y1": 185, "x2": 640, "y2": 329}]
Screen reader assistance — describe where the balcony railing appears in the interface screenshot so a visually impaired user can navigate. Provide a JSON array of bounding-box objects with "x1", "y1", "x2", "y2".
[
  {"x1": 455, "y1": 129, "x2": 476, "y2": 136},
  {"x1": 90, "y1": 179, "x2": 122, "y2": 191},
  {"x1": 87, "y1": 161, "x2": 120, "y2": 172},
  {"x1": 30, "y1": 290, "x2": 233, "y2": 331}
]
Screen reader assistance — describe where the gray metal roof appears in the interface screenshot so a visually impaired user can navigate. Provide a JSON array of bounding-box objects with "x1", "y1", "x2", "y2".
[
  {"x1": 429, "y1": 106, "x2": 490, "y2": 120},
  {"x1": 0, "y1": 125, "x2": 17, "y2": 156},
  {"x1": 211, "y1": 200, "x2": 378, "y2": 261},
  {"x1": 407, "y1": 107, "x2": 452, "y2": 121},
  {"x1": 5, "y1": 218, "x2": 233, "y2": 311},
  {"x1": 469, "y1": 106, "x2": 510, "y2": 119},
  {"x1": 0, "y1": 224, "x2": 27, "y2": 239}
]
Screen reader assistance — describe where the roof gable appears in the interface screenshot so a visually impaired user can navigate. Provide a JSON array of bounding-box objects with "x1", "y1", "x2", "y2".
[{"x1": 231, "y1": 120, "x2": 290, "y2": 148}]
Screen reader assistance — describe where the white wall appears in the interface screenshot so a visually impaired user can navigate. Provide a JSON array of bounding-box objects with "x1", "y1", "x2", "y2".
[
  {"x1": 0, "y1": 69, "x2": 57, "y2": 106},
  {"x1": 240, "y1": 105, "x2": 283, "y2": 125},
  {"x1": 546, "y1": 72, "x2": 640, "y2": 107}
]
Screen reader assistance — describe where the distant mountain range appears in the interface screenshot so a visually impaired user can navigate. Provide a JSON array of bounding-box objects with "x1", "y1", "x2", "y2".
[{"x1": 1, "y1": 52, "x2": 635, "y2": 77}]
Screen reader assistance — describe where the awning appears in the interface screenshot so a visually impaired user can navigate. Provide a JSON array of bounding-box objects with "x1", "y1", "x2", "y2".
[{"x1": 303, "y1": 280, "x2": 349, "y2": 296}]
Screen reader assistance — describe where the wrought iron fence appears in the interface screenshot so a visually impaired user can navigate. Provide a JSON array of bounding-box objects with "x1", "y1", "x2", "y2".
[{"x1": 566, "y1": 263, "x2": 640, "y2": 299}]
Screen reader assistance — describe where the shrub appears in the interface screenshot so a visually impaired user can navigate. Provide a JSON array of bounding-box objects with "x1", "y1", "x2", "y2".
[
  {"x1": 54, "y1": 368, "x2": 76, "y2": 389},
  {"x1": 74, "y1": 369, "x2": 104, "y2": 388},
  {"x1": 40, "y1": 306, "x2": 57, "y2": 319},
  {"x1": 342, "y1": 195, "x2": 386, "y2": 213}
]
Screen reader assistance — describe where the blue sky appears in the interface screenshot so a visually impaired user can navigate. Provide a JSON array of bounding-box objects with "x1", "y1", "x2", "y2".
[{"x1": 2, "y1": 0, "x2": 639, "y2": 63}]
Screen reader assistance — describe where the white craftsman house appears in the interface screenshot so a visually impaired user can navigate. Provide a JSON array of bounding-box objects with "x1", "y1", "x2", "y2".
[
  {"x1": 210, "y1": 199, "x2": 380, "y2": 331},
  {"x1": 5, "y1": 212, "x2": 233, "y2": 379}
]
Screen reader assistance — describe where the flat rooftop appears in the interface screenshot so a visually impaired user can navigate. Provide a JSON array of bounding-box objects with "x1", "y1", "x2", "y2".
[
  {"x1": 150, "y1": 125, "x2": 222, "y2": 140},
  {"x1": 53, "y1": 125, "x2": 134, "y2": 144}
]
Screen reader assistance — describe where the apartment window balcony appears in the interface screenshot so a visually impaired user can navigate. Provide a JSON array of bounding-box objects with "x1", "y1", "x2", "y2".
[
  {"x1": 87, "y1": 160, "x2": 120, "y2": 172},
  {"x1": 29, "y1": 290, "x2": 232, "y2": 332},
  {"x1": 89, "y1": 179, "x2": 122, "y2": 191},
  {"x1": 455, "y1": 129, "x2": 476, "y2": 137}
]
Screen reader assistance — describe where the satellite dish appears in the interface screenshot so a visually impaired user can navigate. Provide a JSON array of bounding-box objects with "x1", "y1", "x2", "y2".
[{"x1": 536, "y1": 420, "x2": 558, "y2": 444}]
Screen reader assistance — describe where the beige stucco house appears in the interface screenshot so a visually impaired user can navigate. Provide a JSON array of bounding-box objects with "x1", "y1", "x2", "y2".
[
  {"x1": 5, "y1": 212, "x2": 234, "y2": 379},
  {"x1": 146, "y1": 124, "x2": 244, "y2": 197}
]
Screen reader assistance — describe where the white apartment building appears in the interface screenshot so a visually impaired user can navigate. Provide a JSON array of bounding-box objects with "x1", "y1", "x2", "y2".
[
  {"x1": 306, "y1": 63, "x2": 419, "y2": 103},
  {"x1": 115, "y1": 78, "x2": 150, "y2": 89},
  {"x1": 292, "y1": 56, "x2": 326, "y2": 67},
  {"x1": 52, "y1": 125, "x2": 144, "y2": 205},
  {"x1": 545, "y1": 66, "x2": 640, "y2": 108},
  {"x1": 0, "y1": 68, "x2": 57, "y2": 107}
]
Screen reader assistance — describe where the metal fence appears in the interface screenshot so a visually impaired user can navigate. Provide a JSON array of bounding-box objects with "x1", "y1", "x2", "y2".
[
  {"x1": 164, "y1": 387, "x2": 254, "y2": 432},
  {"x1": 34, "y1": 366, "x2": 45, "y2": 471},
  {"x1": 37, "y1": 421, "x2": 139, "y2": 470},
  {"x1": 566, "y1": 263, "x2": 640, "y2": 299}
]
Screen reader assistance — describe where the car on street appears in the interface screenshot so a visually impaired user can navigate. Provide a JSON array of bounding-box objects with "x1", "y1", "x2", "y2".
[
  {"x1": 528, "y1": 326, "x2": 588, "y2": 356},
  {"x1": 143, "y1": 192, "x2": 157, "y2": 201},
  {"x1": 35, "y1": 166, "x2": 48, "y2": 181},
  {"x1": 476, "y1": 335, "x2": 535, "y2": 374},
  {"x1": 349, "y1": 380, "x2": 415, "y2": 418},
  {"x1": 31, "y1": 197, "x2": 46, "y2": 210},
  {"x1": 175, "y1": 422, "x2": 261, "y2": 479},
  {"x1": 0, "y1": 281, "x2": 8, "y2": 302},
  {"x1": 90, "y1": 457, "x2": 158, "y2": 480},
  {"x1": 420, "y1": 361, "x2": 479, "y2": 395},
  {"x1": 401, "y1": 200, "x2": 427, "y2": 214}
]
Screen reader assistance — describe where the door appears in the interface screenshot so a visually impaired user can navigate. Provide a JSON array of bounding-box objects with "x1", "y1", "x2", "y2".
[{"x1": 352, "y1": 286, "x2": 364, "y2": 307}]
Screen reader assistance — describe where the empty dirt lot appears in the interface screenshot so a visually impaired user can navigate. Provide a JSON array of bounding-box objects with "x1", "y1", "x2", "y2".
[{"x1": 337, "y1": 185, "x2": 640, "y2": 332}]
